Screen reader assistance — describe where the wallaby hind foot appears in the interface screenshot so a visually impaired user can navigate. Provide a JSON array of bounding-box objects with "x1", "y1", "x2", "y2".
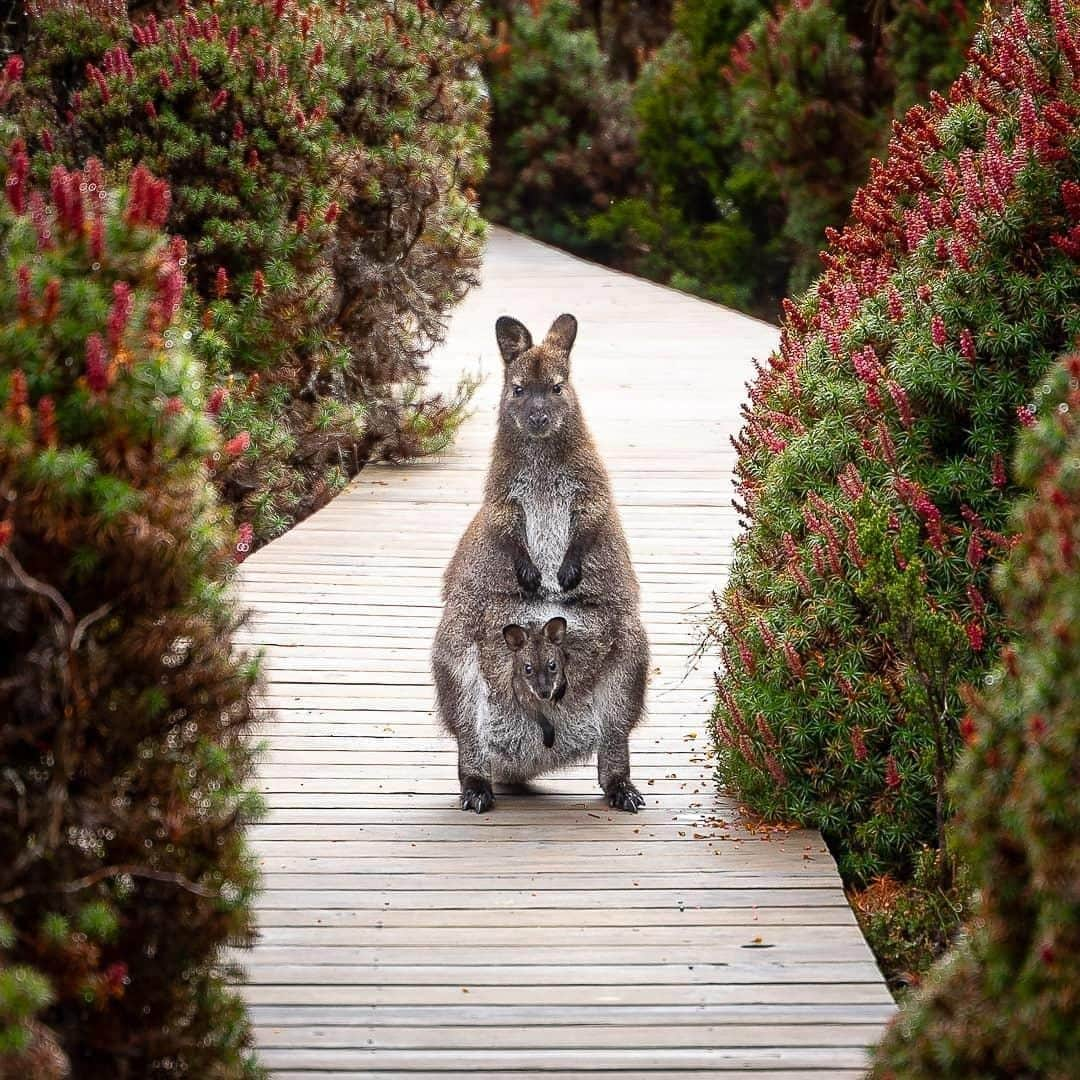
[
  {"x1": 460, "y1": 775, "x2": 494, "y2": 814},
  {"x1": 604, "y1": 776, "x2": 646, "y2": 813}
]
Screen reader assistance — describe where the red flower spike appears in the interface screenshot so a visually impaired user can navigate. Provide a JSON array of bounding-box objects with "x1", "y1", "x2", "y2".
[
  {"x1": 85, "y1": 333, "x2": 109, "y2": 394},
  {"x1": 850, "y1": 727, "x2": 868, "y2": 761},
  {"x1": 37, "y1": 396, "x2": 57, "y2": 447},
  {"x1": 5, "y1": 138, "x2": 29, "y2": 213},
  {"x1": 16, "y1": 265, "x2": 31, "y2": 315},
  {"x1": 90, "y1": 217, "x2": 105, "y2": 262},
  {"x1": 224, "y1": 431, "x2": 251, "y2": 456},
  {"x1": 42, "y1": 279, "x2": 60, "y2": 323},
  {"x1": 991, "y1": 452, "x2": 1007, "y2": 488},
  {"x1": 252, "y1": 269, "x2": 266, "y2": 297},
  {"x1": 1017, "y1": 404, "x2": 1037, "y2": 427},
  {"x1": 207, "y1": 386, "x2": 229, "y2": 415},
  {"x1": 931, "y1": 314, "x2": 947, "y2": 348},
  {"x1": 234, "y1": 521, "x2": 254, "y2": 562},
  {"x1": 7, "y1": 369, "x2": 29, "y2": 422},
  {"x1": 107, "y1": 283, "x2": 133, "y2": 349},
  {"x1": 157, "y1": 260, "x2": 183, "y2": 319},
  {"x1": 215, "y1": 266, "x2": 229, "y2": 299},
  {"x1": 960, "y1": 715, "x2": 978, "y2": 746},
  {"x1": 884, "y1": 756, "x2": 901, "y2": 790}
]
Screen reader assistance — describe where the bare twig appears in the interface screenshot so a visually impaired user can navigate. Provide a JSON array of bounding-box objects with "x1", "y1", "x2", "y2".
[{"x1": 0, "y1": 864, "x2": 218, "y2": 905}]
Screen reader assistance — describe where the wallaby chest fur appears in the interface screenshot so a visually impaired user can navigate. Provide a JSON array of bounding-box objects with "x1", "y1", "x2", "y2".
[{"x1": 507, "y1": 460, "x2": 582, "y2": 595}]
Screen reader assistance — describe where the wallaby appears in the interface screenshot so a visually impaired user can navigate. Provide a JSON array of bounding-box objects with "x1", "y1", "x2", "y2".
[
  {"x1": 504, "y1": 616, "x2": 569, "y2": 749},
  {"x1": 432, "y1": 314, "x2": 649, "y2": 814}
]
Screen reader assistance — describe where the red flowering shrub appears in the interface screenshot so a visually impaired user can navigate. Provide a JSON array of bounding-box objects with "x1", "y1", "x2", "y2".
[
  {"x1": 0, "y1": 148, "x2": 261, "y2": 1076},
  {"x1": 15, "y1": 0, "x2": 486, "y2": 542},
  {"x1": 713, "y1": 0, "x2": 1080, "y2": 886},
  {"x1": 870, "y1": 350, "x2": 1080, "y2": 1076}
]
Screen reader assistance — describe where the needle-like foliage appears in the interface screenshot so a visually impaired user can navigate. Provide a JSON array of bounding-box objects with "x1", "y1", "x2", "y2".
[{"x1": 0, "y1": 145, "x2": 262, "y2": 1079}]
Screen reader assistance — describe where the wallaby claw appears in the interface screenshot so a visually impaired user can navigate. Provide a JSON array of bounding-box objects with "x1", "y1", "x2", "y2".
[
  {"x1": 514, "y1": 555, "x2": 542, "y2": 594},
  {"x1": 460, "y1": 780, "x2": 494, "y2": 814},
  {"x1": 557, "y1": 555, "x2": 582, "y2": 592},
  {"x1": 606, "y1": 779, "x2": 646, "y2": 813}
]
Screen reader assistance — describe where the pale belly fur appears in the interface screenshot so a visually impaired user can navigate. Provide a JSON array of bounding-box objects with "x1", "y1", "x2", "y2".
[{"x1": 508, "y1": 466, "x2": 580, "y2": 594}]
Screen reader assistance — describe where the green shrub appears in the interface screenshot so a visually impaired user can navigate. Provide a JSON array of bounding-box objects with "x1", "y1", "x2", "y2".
[
  {"x1": 15, "y1": 0, "x2": 486, "y2": 543},
  {"x1": 850, "y1": 848, "x2": 971, "y2": 990},
  {"x1": 588, "y1": 0, "x2": 784, "y2": 313},
  {"x1": 575, "y1": 0, "x2": 673, "y2": 78},
  {"x1": 869, "y1": 345, "x2": 1080, "y2": 1077},
  {"x1": 728, "y1": 0, "x2": 878, "y2": 297},
  {"x1": 712, "y1": 0, "x2": 1080, "y2": 886},
  {"x1": 596, "y1": 0, "x2": 980, "y2": 317},
  {"x1": 481, "y1": 0, "x2": 640, "y2": 257},
  {"x1": 0, "y1": 149, "x2": 261, "y2": 1076}
]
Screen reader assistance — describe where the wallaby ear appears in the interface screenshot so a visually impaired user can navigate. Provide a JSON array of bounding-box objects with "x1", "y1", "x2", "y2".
[
  {"x1": 495, "y1": 317, "x2": 533, "y2": 364},
  {"x1": 543, "y1": 314, "x2": 577, "y2": 355},
  {"x1": 543, "y1": 616, "x2": 567, "y2": 645},
  {"x1": 503, "y1": 624, "x2": 528, "y2": 651}
]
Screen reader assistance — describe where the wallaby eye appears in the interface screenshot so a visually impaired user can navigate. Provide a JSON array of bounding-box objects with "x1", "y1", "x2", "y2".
[
  {"x1": 512, "y1": 385, "x2": 524, "y2": 397},
  {"x1": 547, "y1": 658, "x2": 557, "y2": 671},
  {"x1": 523, "y1": 663, "x2": 532, "y2": 675},
  {"x1": 552, "y1": 383, "x2": 563, "y2": 395}
]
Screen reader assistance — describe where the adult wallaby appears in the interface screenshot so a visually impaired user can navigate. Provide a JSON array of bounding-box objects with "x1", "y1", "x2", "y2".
[{"x1": 432, "y1": 314, "x2": 649, "y2": 814}]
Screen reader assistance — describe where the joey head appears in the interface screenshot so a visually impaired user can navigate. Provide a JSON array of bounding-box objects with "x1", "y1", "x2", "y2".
[{"x1": 503, "y1": 616, "x2": 568, "y2": 749}]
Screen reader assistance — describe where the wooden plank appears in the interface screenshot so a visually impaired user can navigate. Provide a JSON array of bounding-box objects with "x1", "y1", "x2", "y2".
[
  {"x1": 248, "y1": 1003, "x2": 897, "y2": 1025},
  {"x1": 253, "y1": 1047, "x2": 873, "y2": 1070},
  {"x1": 237, "y1": 228, "x2": 892, "y2": 1074}
]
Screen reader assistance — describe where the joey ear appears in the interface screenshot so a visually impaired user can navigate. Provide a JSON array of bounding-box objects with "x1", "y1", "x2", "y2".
[
  {"x1": 543, "y1": 616, "x2": 567, "y2": 645},
  {"x1": 543, "y1": 313, "x2": 577, "y2": 355},
  {"x1": 495, "y1": 317, "x2": 533, "y2": 364},
  {"x1": 502, "y1": 624, "x2": 528, "y2": 651}
]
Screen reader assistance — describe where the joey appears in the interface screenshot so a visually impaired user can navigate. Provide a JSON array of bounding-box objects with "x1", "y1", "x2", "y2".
[{"x1": 503, "y1": 617, "x2": 568, "y2": 749}]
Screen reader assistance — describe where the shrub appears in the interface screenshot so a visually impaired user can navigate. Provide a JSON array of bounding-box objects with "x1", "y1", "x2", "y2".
[
  {"x1": 588, "y1": 0, "x2": 785, "y2": 313},
  {"x1": 869, "y1": 348, "x2": 1080, "y2": 1077},
  {"x1": 481, "y1": 0, "x2": 640, "y2": 257},
  {"x1": 596, "y1": 0, "x2": 980, "y2": 317},
  {"x1": 15, "y1": 0, "x2": 486, "y2": 542},
  {"x1": 727, "y1": 0, "x2": 879, "y2": 296},
  {"x1": 579, "y1": 0, "x2": 673, "y2": 77},
  {"x1": 0, "y1": 148, "x2": 261, "y2": 1076},
  {"x1": 712, "y1": 0, "x2": 1080, "y2": 886}
]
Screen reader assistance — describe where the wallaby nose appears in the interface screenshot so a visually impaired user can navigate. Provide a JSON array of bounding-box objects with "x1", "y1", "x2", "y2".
[{"x1": 528, "y1": 409, "x2": 549, "y2": 429}]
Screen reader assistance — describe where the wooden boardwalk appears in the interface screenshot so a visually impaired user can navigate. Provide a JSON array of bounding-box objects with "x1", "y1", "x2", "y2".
[{"x1": 235, "y1": 229, "x2": 894, "y2": 1077}]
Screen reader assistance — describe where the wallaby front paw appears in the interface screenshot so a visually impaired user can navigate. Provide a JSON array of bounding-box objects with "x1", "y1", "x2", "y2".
[
  {"x1": 514, "y1": 554, "x2": 542, "y2": 594},
  {"x1": 460, "y1": 778, "x2": 495, "y2": 814},
  {"x1": 557, "y1": 554, "x2": 582, "y2": 591},
  {"x1": 605, "y1": 779, "x2": 646, "y2": 813}
]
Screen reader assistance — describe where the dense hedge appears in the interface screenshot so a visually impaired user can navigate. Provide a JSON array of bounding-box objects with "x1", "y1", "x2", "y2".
[
  {"x1": 591, "y1": 0, "x2": 981, "y2": 316},
  {"x1": 482, "y1": 0, "x2": 639, "y2": 256},
  {"x1": 871, "y1": 350, "x2": 1080, "y2": 1076},
  {"x1": 0, "y1": 150, "x2": 261, "y2": 1077},
  {"x1": 13, "y1": 0, "x2": 486, "y2": 542},
  {"x1": 712, "y1": 0, "x2": 1080, "y2": 887}
]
